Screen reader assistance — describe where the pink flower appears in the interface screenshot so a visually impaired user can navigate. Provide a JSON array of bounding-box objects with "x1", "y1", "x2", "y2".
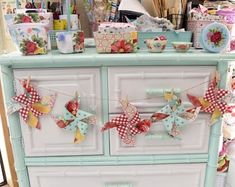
[
  {"x1": 74, "y1": 43, "x2": 84, "y2": 52},
  {"x1": 111, "y1": 40, "x2": 133, "y2": 53},
  {"x1": 210, "y1": 31, "x2": 222, "y2": 44},
  {"x1": 21, "y1": 15, "x2": 32, "y2": 23},
  {"x1": 230, "y1": 40, "x2": 235, "y2": 51},
  {"x1": 207, "y1": 32, "x2": 213, "y2": 40},
  {"x1": 25, "y1": 41, "x2": 37, "y2": 54},
  {"x1": 177, "y1": 44, "x2": 188, "y2": 50},
  {"x1": 27, "y1": 28, "x2": 33, "y2": 33},
  {"x1": 159, "y1": 35, "x2": 167, "y2": 41},
  {"x1": 79, "y1": 32, "x2": 85, "y2": 42}
]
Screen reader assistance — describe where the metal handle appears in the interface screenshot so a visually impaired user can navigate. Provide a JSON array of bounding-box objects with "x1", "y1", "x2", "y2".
[
  {"x1": 145, "y1": 132, "x2": 182, "y2": 140},
  {"x1": 146, "y1": 88, "x2": 181, "y2": 98},
  {"x1": 104, "y1": 183, "x2": 132, "y2": 187}
]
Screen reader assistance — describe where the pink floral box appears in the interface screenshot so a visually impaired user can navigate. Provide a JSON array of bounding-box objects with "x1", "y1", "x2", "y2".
[
  {"x1": 93, "y1": 31, "x2": 138, "y2": 53},
  {"x1": 187, "y1": 20, "x2": 214, "y2": 49}
]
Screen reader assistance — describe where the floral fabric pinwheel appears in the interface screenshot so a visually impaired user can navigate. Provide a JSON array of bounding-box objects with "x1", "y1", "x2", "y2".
[
  {"x1": 187, "y1": 79, "x2": 229, "y2": 124},
  {"x1": 53, "y1": 95, "x2": 96, "y2": 144},
  {"x1": 151, "y1": 96, "x2": 200, "y2": 138},
  {"x1": 101, "y1": 98, "x2": 152, "y2": 145},
  {"x1": 9, "y1": 79, "x2": 56, "y2": 129}
]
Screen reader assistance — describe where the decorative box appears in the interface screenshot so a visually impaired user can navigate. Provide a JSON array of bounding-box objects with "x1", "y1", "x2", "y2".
[
  {"x1": 14, "y1": 24, "x2": 48, "y2": 55},
  {"x1": 217, "y1": 10, "x2": 235, "y2": 52},
  {"x1": 138, "y1": 31, "x2": 192, "y2": 49},
  {"x1": 56, "y1": 31, "x2": 85, "y2": 54},
  {"x1": 187, "y1": 20, "x2": 215, "y2": 48},
  {"x1": 200, "y1": 22, "x2": 230, "y2": 53},
  {"x1": 93, "y1": 31, "x2": 138, "y2": 53},
  {"x1": 5, "y1": 13, "x2": 53, "y2": 53}
]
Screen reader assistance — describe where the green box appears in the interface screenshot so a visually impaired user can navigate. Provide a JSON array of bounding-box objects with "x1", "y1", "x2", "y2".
[{"x1": 138, "y1": 31, "x2": 192, "y2": 49}]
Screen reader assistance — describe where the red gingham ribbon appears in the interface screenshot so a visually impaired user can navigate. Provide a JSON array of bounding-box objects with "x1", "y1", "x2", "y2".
[
  {"x1": 204, "y1": 82, "x2": 228, "y2": 114},
  {"x1": 111, "y1": 112, "x2": 142, "y2": 145},
  {"x1": 13, "y1": 85, "x2": 42, "y2": 121}
]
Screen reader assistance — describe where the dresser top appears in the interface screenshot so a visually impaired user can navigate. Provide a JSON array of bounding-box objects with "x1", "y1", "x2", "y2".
[{"x1": 0, "y1": 48, "x2": 235, "y2": 68}]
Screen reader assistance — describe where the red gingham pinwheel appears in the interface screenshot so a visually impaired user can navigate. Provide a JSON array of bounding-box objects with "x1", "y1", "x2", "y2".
[
  {"x1": 203, "y1": 81, "x2": 228, "y2": 114},
  {"x1": 10, "y1": 79, "x2": 56, "y2": 129},
  {"x1": 101, "y1": 98, "x2": 151, "y2": 145}
]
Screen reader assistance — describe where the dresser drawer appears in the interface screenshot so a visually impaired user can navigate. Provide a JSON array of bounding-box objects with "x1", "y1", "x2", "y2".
[
  {"x1": 108, "y1": 66, "x2": 216, "y2": 113},
  {"x1": 13, "y1": 68, "x2": 103, "y2": 156},
  {"x1": 28, "y1": 164, "x2": 206, "y2": 187},
  {"x1": 109, "y1": 114, "x2": 210, "y2": 155}
]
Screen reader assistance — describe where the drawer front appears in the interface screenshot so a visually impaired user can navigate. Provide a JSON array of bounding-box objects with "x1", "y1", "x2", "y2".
[
  {"x1": 14, "y1": 68, "x2": 103, "y2": 156},
  {"x1": 108, "y1": 66, "x2": 216, "y2": 113},
  {"x1": 109, "y1": 114, "x2": 210, "y2": 155},
  {"x1": 28, "y1": 164, "x2": 206, "y2": 187}
]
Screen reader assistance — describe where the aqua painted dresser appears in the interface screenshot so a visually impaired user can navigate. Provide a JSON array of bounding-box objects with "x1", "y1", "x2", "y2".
[{"x1": 0, "y1": 49, "x2": 234, "y2": 187}]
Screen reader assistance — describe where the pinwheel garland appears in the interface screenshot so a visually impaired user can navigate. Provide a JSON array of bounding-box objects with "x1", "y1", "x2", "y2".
[
  {"x1": 9, "y1": 79, "x2": 56, "y2": 129},
  {"x1": 53, "y1": 95, "x2": 96, "y2": 144},
  {"x1": 187, "y1": 79, "x2": 229, "y2": 124},
  {"x1": 101, "y1": 98, "x2": 152, "y2": 145},
  {"x1": 151, "y1": 97, "x2": 200, "y2": 138}
]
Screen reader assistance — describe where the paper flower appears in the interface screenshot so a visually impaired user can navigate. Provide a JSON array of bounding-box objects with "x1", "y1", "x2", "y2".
[
  {"x1": 187, "y1": 79, "x2": 229, "y2": 124},
  {"x1": 9, "y1": 79, "x2": 56, "y2": 129},
  {"x1": 101, "y1": 98, "x2": 152, "y2": 145},
  {"x1": 53, "y1": 95, "x2": 95, "y2": 144},
  {"x1": 151, "y1": 97, "x2": 200, "y2": 138},
  {"x1": 111, "y1": 39, "x2": 133, "y2": 53}
]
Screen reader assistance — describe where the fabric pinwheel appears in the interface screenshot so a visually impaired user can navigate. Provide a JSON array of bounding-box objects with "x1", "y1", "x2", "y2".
[
  {"x1": 187, "y1": 79, "x2": 229, "y2": 124},
  {"x1": 101, "y1": 98, "x2": 152, "y2": 145},
  {"x1": 9, "y1": 79, "x2": 56, "y2": 129},
  {"x1": 53, "y1": 95, "x2": 96, "y2": 144},
  {"x1": 151, "y1": 96, "x2": 200, "y2": 138}
]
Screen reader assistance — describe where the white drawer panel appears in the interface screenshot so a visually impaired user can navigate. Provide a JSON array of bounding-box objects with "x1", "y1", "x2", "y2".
[
  {"x1": 28, "y1": 164, "x2": 206, "y2": 187},
  {"x1": 109, "y1": 114, "x2": 210, "y2": 155},
  {"x1": 108, "y1": 66, "x2": 216, "y2": 113},
  {"x1": 14, "y1": 68, "x2": 103, "y2": 156}
]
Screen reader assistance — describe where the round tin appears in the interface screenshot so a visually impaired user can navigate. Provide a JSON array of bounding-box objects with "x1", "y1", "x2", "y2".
[{"x1": 200, "y1": 22, "x2": 230, "y2": 53}]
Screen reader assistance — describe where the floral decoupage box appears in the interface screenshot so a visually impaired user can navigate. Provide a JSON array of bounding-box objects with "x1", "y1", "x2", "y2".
[{"x1": 94, "y1": 22, "x2": 138, "y2": 53}]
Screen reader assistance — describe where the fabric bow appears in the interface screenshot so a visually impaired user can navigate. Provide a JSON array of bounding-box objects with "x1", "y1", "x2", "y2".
[
  {"x1": 9, "y1": 79, "x2": 56, "y2": 129},
  {"x1": 151, "y1": 96, "x2": 200, "y2": 138},
  {"x1": 101, "y1": 98, "x2": 152, "y2": 145},
  {"x1": 188, "y1": 79, "x2": 228, "y2": 124},
  {"x1": 53, "y1": 95, "x2": 95, "y2": 143}
]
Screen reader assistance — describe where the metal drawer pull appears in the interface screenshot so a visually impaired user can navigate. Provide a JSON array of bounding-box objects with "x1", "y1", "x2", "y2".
[
  {"x1": 146, "y1": 88, "x2": 181, "y2": 98},
  {"x1": 145, "y1": 132, "x2": 181, "y2": 140},
  {"x1": 104, "y1": 182, "x2": 133, "y2": 187}
]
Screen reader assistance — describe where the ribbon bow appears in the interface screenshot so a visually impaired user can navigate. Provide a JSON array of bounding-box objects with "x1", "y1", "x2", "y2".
[
  {"x1": 102, "y1": 98, "x2": 151, "y2": 145},
  {"x1": 54, "y1": 95, "x2": 95, "y2": 143},
  {"x1": 10, "y1": 79, "x2": 56, "y2": 129},
  {"x1": 188, "y1": 79, "x2": 228, "y2": 124}
]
